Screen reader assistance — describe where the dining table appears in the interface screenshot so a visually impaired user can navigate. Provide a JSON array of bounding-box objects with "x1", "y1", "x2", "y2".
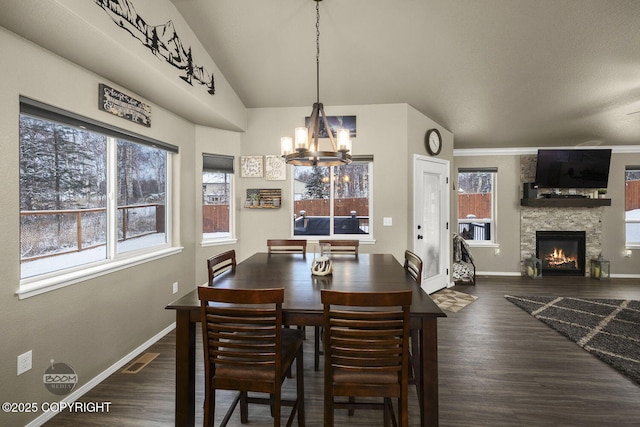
[{"x1": 165, "y1": 252, "x2": 446, "y2": 426}]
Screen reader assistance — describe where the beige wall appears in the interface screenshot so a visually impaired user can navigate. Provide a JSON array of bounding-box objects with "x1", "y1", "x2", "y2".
[
  {"x1": 193, "y1": 126, "x2": 243, "y2": 287},
  {"x1": 239, "y1": 105, "x2": 412, "y2": 262},
  {"x1": 0, "y1": 28, "x2": 200, "y2": 426},
  {"x1": 453, "y1": 150, "x2": 640, "y2": 276}
]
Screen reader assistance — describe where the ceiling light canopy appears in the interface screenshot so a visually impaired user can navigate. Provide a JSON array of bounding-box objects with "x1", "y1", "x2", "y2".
[{"x1": 281, "y1": 0, "x2": 352, "y2": 167}]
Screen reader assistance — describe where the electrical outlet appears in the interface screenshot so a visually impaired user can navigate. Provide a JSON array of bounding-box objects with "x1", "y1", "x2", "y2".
[
  {"x1": 172, "y1": 282, "x2": 178, "y2": 294},
  {"x1": 383, "y1": 217, "x2": 392, "y2": 226},
  {"x1": 494, "y1": 248, "x2": 501, "y2": 256},
  {"x1": 17, "y1": 350, "x2": 32, "y2": 375}
]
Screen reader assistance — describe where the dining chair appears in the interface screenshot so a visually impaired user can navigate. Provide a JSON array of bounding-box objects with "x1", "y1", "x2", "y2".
[
  {"x1": 206, "y1": 249, "x2": 237, "y2": 285},
  {"x1": 321, "y1": 289, "x2": 412, "y2": 427},
  {"x1": 309, "y1": 240, "x2": 359, "y2": 370},
  {"x1": 198, "y1": 286, "x2": 305, "y2": 427},
  {"x1": 267, "y1": 239, "x2": 307, "y2": 257},
  {"x1": 318, "y1": 240, "x2": 359, "y2": 258},
  {"x1": 403, "y1": 250, "x2": 423, "y2": 284},
  {"x1": 403, "y1": 250, "x2": 423, "y2": 388}
]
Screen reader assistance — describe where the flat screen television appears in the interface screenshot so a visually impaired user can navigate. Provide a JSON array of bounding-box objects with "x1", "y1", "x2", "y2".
[{"x1": 534, "y1": 148, "x2": 612, "y2": 188}]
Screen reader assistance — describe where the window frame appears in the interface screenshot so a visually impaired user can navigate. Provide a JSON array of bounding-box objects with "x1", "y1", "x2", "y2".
[
  {"x1": 17, "y1": 98, "x2": 181, "y2": 299},
  {"x1": 625, "y1": 166, "x2": 640, "y2": 248},
  {"x1": 201, "y1": 153, "x2": 237, "y2": 246},
  {"x1": 290, "y1": 159, "x2": 374, "y2": 241},
  {"x1": 456, "y1": 168, "x2": 497, "y2": 246}
]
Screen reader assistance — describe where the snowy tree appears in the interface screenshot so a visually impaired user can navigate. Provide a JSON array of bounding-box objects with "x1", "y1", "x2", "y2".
[{"x1": 305, "y1": 166, "x2": 329, "y2": 199}]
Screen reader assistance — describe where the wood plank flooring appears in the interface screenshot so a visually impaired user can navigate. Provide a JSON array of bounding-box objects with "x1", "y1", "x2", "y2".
[{"x1": 43, "y1": 276, "x2": 640, "y2": 426}]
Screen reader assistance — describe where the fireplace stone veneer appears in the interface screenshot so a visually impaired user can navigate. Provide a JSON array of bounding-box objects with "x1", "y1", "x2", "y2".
[{"x1": 520, "y1": 155, "x2": 604, "y2": 277}]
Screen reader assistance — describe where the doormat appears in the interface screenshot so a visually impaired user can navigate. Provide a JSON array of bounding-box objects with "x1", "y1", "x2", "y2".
[
  {"x1": 431, "y1": 288, "x2": 478, "y2": 312},
  {"x1": 121, "y1": 352, "x2": 159, "y2": 374}
]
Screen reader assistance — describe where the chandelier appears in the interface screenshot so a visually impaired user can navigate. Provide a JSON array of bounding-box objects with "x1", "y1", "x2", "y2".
[{"x1": 280, "y1": 0, "x2": 352, "y2": 167}]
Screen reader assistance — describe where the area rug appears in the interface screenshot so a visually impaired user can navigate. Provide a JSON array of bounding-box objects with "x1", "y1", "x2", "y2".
[
  {"x1": 505, "y1": 295, "x2": 640, "y2": 385},
  {"x1": 431, "y1": 288, "x2": 478, "y2": 312}
]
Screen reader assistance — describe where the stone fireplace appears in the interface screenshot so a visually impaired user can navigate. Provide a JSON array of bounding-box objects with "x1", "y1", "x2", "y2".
[
  {"x1": 520, "y1": 155, "x2": 604, "y2": 277},
  {"x1": 536, "y1": 231, "x2": 586, "y2": 276}
]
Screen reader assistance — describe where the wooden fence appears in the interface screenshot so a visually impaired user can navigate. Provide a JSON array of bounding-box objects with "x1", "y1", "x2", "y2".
[
  {"x1": 626, "y1": 180, "x2": 640, "y2": 211},
  {"x1": 203, "y1": 205, "x2": 230, "y2": 232},
  {"x1": 293, "y1": 198, "x2": 369, "y2": 217},
  {"x1": 457, "y1": 193, "x2": 492, "y2": 219}
]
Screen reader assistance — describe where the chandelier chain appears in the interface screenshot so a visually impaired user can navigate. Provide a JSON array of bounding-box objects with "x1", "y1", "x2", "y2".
[{"x1": 315, "y1": 1, "x2": 321, "y2": 103}]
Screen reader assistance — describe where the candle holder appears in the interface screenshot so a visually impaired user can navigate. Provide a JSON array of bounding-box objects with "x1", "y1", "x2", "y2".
[{"x1": 590, "y1": 255, "x2": 610, "y2": 280}]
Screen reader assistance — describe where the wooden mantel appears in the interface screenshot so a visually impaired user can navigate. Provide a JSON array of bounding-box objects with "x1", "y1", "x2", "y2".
[{"x1": 520, "y1": 198, "x2": 611, "y2": 208}]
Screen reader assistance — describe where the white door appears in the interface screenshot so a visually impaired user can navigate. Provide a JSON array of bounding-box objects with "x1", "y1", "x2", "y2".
[{"x1": 413, "y1": 155, "x2": 450, "y2": 294}]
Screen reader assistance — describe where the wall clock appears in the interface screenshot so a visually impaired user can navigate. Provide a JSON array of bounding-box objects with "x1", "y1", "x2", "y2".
[{"x1": 425, "y1": 128, "x2": 442, "y2": 156}]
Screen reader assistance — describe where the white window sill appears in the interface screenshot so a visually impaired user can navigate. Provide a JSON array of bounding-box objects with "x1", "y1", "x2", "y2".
[
  {"x1": 17, "y1": 246, "x2": 184, "y2": 299},
  {"x1": 467, "y1": 242, "x2": 499, "y2": 248},
  {"x1": 201, "y1": 238, "x2": 238, "y2": 247}
]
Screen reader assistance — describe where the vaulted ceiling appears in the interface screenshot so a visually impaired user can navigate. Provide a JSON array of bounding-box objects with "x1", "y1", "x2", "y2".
[{"x1": 169, "y1": 0, "x2": 640, "y2": 149}]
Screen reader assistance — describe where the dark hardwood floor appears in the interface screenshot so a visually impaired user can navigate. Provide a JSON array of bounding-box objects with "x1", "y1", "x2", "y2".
[{"x1": 44, "y1": 276, "x2": 640, "y2": 426}]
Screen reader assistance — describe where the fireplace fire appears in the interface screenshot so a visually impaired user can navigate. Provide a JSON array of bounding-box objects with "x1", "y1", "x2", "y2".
[{"x1": 536, "y1": 231, "x2": 586, "y2": 276}]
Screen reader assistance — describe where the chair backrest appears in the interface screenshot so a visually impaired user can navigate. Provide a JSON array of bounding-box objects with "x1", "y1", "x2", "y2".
[
  {"x1": 206, "y1": 249, "x2": 236, "y2": 284},
  {"x1": 267, "y1": 239, "x2": 306, "y2": 257},
  {"x1": 198, "y1": 286, "x2": 285, "y2": 381},
  {"x1": 404, "y1": 250, "x2": 423, "y2": 283},
  {"x1": 319, "y1": 240, "x2": 359, "y2": 257},
  {"x1": 321, "y1": 289, "x2": 412, "y2": 390}
]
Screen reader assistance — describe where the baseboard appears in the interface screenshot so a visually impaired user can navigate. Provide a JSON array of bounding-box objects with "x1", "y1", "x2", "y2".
[
  {"x1": 477, "y1": 271, "x2": 522, "y2": 277},
  {"x1": 26, "y1": 322, "x2": 176, "y2": 427}
]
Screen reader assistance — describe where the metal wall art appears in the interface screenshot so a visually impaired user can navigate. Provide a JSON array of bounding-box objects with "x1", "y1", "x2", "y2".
[{"x1": 95, "y1": 0, "x2": 215, "y2": 95}]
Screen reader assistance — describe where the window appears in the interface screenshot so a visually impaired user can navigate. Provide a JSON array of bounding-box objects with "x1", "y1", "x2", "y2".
[
  {"x1": 202, "y1": 154, "x2": 234, "y2": 242},
  {"x1": 625, "y1": 166, "x2": 640, "y2": 247},
  {"x1": 292, "y1": 159, "x2": 372, "y2": 237},
  {"x1": 19, "y1": 97, "x2": 176, "y2": 284},
  {"x1": 457, "y1": 168, "x2": 496, "y2": 243}
]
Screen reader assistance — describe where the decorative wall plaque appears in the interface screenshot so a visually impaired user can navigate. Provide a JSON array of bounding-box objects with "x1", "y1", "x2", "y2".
[
  {"x1": 99, "y1": 84, "x2": 151, "y2": 127},
  {"x1": 265, "y1": 155, "x2": 286, "y2": 181},
  {"x1": 240, "y1": 156, "x2": 264, "y2": 178}
]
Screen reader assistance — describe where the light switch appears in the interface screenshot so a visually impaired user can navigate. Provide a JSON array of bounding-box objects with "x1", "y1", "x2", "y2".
[{"x1": 383, "y1": 217, "x2": 392, "y2": 226}]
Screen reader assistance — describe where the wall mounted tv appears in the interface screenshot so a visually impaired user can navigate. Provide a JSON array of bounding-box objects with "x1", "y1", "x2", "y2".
[{"x1": 534, "y1": 148, "x2": 612, "y2": 188}]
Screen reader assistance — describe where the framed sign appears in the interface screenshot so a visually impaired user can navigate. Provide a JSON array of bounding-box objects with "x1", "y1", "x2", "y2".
[
  {"x1": 99, "y1": 84, "x2": 151, "y2": 127},
  {"x1": 265, "y1": 155, "x2": 286, "y2": 181},
  {"x1": 240, "y1": 156, "x2": 264, "y2": 178}
]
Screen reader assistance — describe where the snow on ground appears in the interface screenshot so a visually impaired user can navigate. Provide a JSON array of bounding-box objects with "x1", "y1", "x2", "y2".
[{"x1": 21, "y1": 233, "x2": 166, "y2": 278}]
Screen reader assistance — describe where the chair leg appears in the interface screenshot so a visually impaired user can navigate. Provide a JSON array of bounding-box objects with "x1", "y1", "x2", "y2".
[
  {"x1": 240, "y1": 391, "x2": 249, "y2": 423},
  {"x1": 348, "y1": 396, "x2": 355, "y2": 416},
  {"x1": 203, "y1": 386, "x2": 215, "y2": 427},
  {"x1": 383, "y1": 397, "x2": 391, "y2": 427},
  {"x1": 324, "y1": 374, "x2": 333, "y2": 426},
  {"x1": 296, "y1": 346, "x2": 305, "y2": 426},
  {"x1": 273, "y1": 387, "x2": 282, "y2": 427},
  {"x1": 314, "y1": 327, "x2": 320, "y2": 371}
]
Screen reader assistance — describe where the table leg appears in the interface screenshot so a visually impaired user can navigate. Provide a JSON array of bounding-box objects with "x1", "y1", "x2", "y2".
[
  {"x1": 175, "y1": 310, "x2": 196, "y2": 426},
  {"x1": 419, "y1": 317, "x2": 439, "y2": 427}
]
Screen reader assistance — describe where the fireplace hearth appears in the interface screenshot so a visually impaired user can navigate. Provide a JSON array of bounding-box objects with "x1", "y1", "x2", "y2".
[{"x1": 536, "y1": 231, "x2": 586, "y2": 276}]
